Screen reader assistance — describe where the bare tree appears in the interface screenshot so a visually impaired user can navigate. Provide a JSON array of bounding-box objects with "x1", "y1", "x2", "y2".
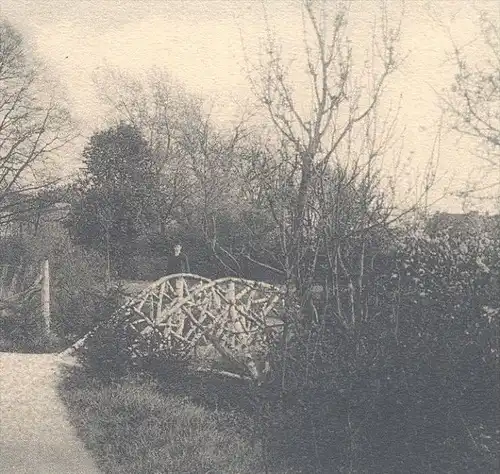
[
  {"x1": 93, "y1": 66, "x2": 204, "y2": 157},
  {"x1": 242, "y1": 0, "x2": 404, "y2": 299},
  {"x1": 93, "y1": 65, "x2": 258, "y2": 270},
  {"x1": 0, "y1": 20, "x2": 74, "y2": 227},
  {"x1": 444, "y1": 12, "x2": 500, "y2": 202},
  {"x1": 92, "y1": 67, "x2": 211, "y2": 233}
]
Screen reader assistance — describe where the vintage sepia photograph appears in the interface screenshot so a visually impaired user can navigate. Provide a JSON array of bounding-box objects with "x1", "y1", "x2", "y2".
[{"x1": 0, "y1": 1, "x2": 499, "y2": 472}]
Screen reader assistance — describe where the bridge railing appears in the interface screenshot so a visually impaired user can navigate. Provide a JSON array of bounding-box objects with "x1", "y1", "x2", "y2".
[{"x1": 61, "y1": 273, "x2": 287, "y2": 381}]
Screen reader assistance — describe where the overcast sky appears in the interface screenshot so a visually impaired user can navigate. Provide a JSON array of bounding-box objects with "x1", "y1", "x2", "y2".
[{"x1": 1, "y1": 0, "x2": 499, "y2": 213}]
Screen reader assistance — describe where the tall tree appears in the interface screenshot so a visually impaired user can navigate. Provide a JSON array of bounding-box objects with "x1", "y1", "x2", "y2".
[
  {"x1": 67, "y1": 123, "x2": 158, "y2": 278},
  {"x1": 92, "y1": 67, "x2": 205, "y2": 234},
  {"x1": 92, "y1": 66, "x2": 257, "y2": 275},
  {"x1": 445, "y1": 12, "x2": 500, "y2": 202},
  {"x1": 448, "y1": 12, "x2": 499, "y2": 160},
  {"x1": 243, "y1": 0, "x2": 403, "y2": 300},
  {"x1": 0, "y1": 20, "x2": 73, "y2": 227}
]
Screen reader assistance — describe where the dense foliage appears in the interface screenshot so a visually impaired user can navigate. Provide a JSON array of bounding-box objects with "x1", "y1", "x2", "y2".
[
  {"x1": 1, "y1": 5, "x2": 499, "y2": 473},
  {"x1": 261, "y1": 216, "x2": 500, "y2": 472},
  {"x1": 66, "y1": 123, "x2": 161, "y2": 278},
  {"x1": 0, "y1": 221, "x2": 118, "y2": 351}
]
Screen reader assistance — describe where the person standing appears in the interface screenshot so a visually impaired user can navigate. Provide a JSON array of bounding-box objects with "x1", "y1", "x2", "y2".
[{"x1": 168, "y1": 243, "x2": 190, "y2": 275}]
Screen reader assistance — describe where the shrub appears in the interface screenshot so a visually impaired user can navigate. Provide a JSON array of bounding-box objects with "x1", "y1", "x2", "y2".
[
  {"x1": 78, "y1": 324, "x2": 133, "y2": 380},
  {"x1": 261, "y1": 218, "x2": 500, "y2": 473},
  {"x1": 0, "y1": 304, "x2": 63, "y2": 353},
  {"x1": 0, "y1": 225, "x2": 113, "y2": 345}
]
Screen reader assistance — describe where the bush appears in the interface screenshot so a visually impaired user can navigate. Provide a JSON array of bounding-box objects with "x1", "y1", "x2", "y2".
[
  {"x1": 261, "y1": 218, "x2": 500, "y2": 473},
  {"x1": 0, "y1": 225, "x2": 114, "y2": 344},
  {"x1": 78, "y1": 324, "x2": 133, "y2": 380},
  {"x1": 0, "y1": 304, "x2": 63, "y2": 353},
  {"x1": 78, "y1": 321, "x2": 196, "y2": 383}
]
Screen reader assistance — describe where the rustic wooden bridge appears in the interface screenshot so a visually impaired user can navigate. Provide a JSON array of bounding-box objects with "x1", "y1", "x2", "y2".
[{"x1": 61, "y1": 274, "x2": 287, "y2": 380}]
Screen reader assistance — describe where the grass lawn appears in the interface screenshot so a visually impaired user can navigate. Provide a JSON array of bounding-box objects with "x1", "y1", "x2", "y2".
[{"x1": 58, "y1": 366, "x2": 291, "y2": 474}]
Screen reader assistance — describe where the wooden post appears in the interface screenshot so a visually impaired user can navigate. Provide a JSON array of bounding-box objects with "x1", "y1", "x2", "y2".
[
  {"x1": 227, "y1": 281, "x2": 237, "y2": 348},
  {"x1": 174, "y1": 277, "x2": 185, "y2": 336},
  {"x1": 175, "y1": 277, "x2": 183, "y2": 299},
  {"x1": 227, "y1": 281, "x2": 236, "y2": 320},
  {"x1": 156, "y1": 281, "x2": 165, "y2": 324},
  {"x1": 41, "y1": 259, "x2": 51, "y2": 335}
]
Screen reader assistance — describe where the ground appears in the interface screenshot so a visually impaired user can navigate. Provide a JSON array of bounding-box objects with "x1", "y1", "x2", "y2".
[{"x1": 0, "y1": 352, "x2": 101, "y2": 474}]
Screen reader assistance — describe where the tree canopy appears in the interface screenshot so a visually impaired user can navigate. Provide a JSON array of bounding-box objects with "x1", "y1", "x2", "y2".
[{"x1": 66, "y1": 123, "x2": 159, "y2": 276}]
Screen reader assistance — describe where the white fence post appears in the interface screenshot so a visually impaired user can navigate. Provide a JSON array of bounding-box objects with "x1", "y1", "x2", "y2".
[{"x1": 41, "y1": 259, "x2": 51, "y2": 335}]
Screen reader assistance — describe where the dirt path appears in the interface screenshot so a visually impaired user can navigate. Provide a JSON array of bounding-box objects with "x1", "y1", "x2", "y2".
[{"x1": 0, "y1": 352, "x2": 101, "y2": 474}]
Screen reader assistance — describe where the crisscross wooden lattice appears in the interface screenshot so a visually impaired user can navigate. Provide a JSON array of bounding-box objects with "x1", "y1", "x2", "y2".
[{"x1": 62, "y1": 274, "x2": 286, "y2": 379}]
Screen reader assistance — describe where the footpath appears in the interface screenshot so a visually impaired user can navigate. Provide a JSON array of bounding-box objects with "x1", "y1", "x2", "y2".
[{"x1": 0, "y1": 352, "x2": 101, "y2": 474}]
